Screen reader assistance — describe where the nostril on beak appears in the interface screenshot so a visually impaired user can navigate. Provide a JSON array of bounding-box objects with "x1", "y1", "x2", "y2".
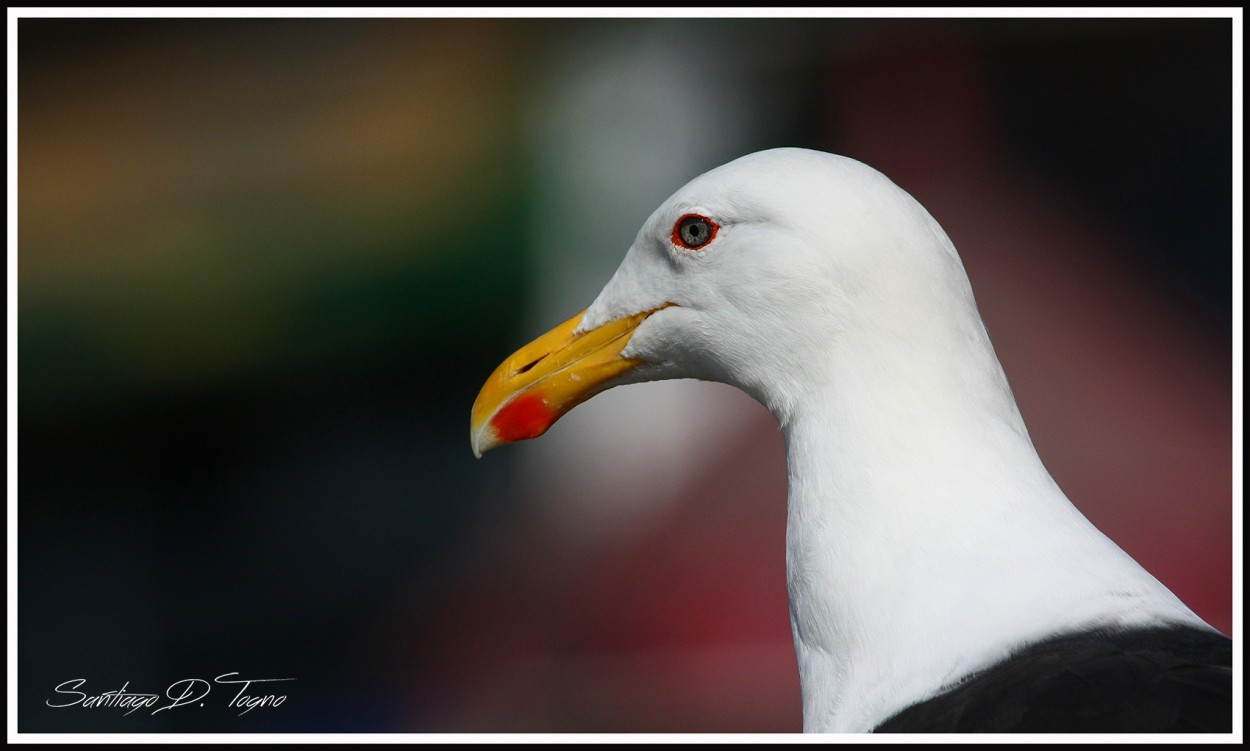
[{"x1": 516, "y1": 354, "x2": 547, "y2": 376}]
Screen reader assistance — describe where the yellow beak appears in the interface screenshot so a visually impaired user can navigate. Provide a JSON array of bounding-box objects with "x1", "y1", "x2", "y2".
[{"x1": 470, "y1": 308, "x2": 659, "y2": 457}]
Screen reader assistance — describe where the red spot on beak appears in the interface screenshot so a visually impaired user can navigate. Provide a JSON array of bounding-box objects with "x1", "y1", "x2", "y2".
[{"x1": 490, "y1": 393, "x2": 555, "y2": 444}]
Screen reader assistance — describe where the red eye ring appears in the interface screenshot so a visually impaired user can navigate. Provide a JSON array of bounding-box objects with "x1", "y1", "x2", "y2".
[{"x1": 672, "y1": 214, "x2": 719, "y2": 250}]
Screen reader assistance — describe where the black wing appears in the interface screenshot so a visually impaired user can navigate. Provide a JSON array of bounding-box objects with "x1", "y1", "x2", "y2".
[{"x1": 875, "y1": 624, "x2": 1232, "y2": 733}]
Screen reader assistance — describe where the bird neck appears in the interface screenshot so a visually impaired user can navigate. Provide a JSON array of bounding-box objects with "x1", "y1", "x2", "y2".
[{"x1": 774, "y1": 333, "x2": 1206, "y2": 733}]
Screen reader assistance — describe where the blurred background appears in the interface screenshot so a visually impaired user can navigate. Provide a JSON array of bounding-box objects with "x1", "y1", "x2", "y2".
[{"x1": 17, "y1": 16, "x2": 1232, "y2": 733}]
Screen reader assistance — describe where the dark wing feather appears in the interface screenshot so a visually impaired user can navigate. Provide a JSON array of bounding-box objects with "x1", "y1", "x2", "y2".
[{"x1": 875, "y1": 625, "x2": 1232, "y2": 733}]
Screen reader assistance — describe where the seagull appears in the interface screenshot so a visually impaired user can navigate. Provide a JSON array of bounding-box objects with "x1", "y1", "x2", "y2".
[{"x1": 469, "y1": 148, "x2": 1232, "y2": 733}]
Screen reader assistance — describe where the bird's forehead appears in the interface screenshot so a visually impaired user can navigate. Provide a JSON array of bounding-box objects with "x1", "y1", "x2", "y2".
[
  {"x1": 650, "y1": 178, "x2": 786, "y2": 233},
  {"x1": 672, "y1": 157, "x2": 798, "y2": 207},
  {"x1": 655, "y1": 149, "x2": 878, "y2": 226}
]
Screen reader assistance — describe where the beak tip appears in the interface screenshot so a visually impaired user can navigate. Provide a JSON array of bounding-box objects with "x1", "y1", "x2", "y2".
[{"x1": 470, "y1": 422, "x2": 498, "y2": 459}]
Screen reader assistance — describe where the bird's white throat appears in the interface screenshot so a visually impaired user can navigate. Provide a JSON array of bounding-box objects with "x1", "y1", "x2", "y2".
[{"x1": 771, "y1": 261, "x2": 1208, "y2": 733}]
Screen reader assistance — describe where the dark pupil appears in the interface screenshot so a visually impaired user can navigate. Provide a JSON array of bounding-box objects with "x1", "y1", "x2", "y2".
[{"x1": 682, "y1": 219, "x2": 708, "y2": 245}]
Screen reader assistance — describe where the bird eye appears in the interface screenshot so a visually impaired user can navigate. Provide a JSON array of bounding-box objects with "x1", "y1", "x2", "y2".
[{"x1": 673, "y1": 214, "x2": 719, "y2": 250}]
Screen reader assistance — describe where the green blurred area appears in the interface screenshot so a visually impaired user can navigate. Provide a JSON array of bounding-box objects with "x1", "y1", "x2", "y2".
[{"x1": 19, "y1": 18, "x2": 535, "y2": 416}]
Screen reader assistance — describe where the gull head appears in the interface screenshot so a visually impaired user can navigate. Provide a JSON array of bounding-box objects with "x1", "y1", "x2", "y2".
[{"x1": 471, "y1": 147, "x2": 993, "y2": 456}]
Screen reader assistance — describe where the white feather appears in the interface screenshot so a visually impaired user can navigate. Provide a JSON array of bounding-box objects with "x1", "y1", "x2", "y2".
[{"x1": 578, "y1": 148, "x2": 1213, "y2": 732}]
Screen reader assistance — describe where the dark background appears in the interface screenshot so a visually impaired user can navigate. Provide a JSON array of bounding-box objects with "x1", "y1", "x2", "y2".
[{"x1": 17, "y1": 17, "x2": 1232, "y2": 732}]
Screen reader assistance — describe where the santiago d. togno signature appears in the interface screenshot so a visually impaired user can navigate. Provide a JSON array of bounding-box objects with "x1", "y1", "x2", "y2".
[{"x1": 46, "y1": 673, "x2": 295, "y2": 716}]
